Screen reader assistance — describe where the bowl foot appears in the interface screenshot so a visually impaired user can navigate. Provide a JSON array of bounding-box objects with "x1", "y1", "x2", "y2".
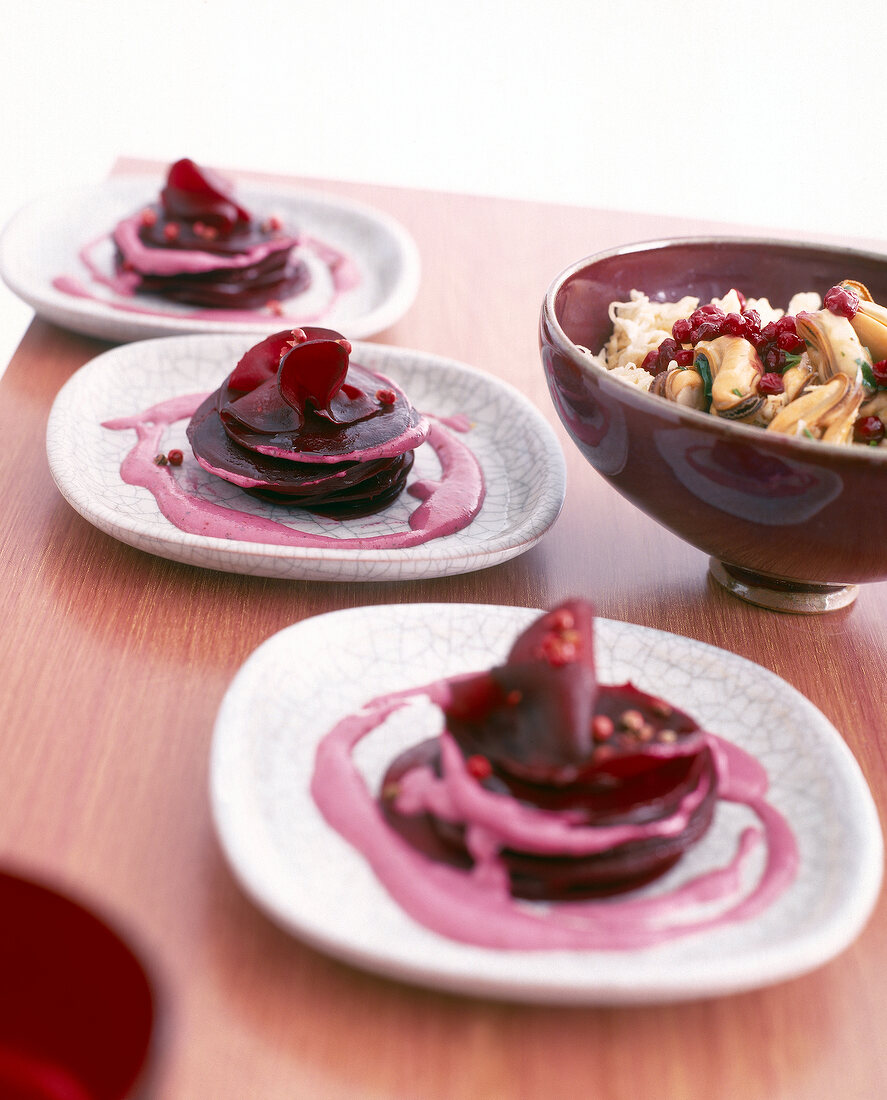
[{"x1": 708, "y1": 559, "x2": 858, "y2": 613}]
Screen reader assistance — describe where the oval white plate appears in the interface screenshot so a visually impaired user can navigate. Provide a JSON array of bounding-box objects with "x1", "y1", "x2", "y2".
[
  {"x1": 0, "y1": 175, "x2": 420, "y2": 341},
  {"x1": 210, "y1": 603, "x2": 882, "y2": 1004},
  {"x1": 46, "y1": 336, "x2": 565, "y2": 581}
]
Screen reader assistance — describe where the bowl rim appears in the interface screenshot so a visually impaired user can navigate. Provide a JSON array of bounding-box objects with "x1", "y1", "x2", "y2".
[{"x1": 541, "y1": 234, "x2": 887, "y2": 464}]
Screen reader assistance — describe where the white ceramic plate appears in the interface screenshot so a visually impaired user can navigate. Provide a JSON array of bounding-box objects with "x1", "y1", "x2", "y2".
[
  {"x1": 0, "y1": 175, "x2": 420, "y2": 341},
  {"x1": 46, "y1": 336, "x2": 565, "y2": 581},
  {"x1": 210, "y1": 603, "x2": 883, "y2": 1004}
]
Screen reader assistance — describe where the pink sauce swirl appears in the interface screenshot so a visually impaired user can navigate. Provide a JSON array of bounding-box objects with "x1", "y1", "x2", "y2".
[
  {"x1": 101, "y1": 396, "x2": 484, "y2": 549},
  {"x1": 52, "y1": 232, "x2": 361, "y2": 324},
  {"x1": 310, "y1": 686, "x2": 799, "y2": 950}
]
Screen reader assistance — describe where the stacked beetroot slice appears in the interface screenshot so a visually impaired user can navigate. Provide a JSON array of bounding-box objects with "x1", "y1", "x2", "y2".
[
  {"x1": 187, "y1": 327, "x2": 430, "y2": 516},
  {"x1": 113, "y1": 158, "x2": 308, "y2": 309},
  {"x1": 381, "y1": 600, "x2": 718, "y2": 900}
]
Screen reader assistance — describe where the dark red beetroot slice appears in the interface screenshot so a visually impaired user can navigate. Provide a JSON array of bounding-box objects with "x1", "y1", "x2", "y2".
[
  {"x1": 277, "y1": 336, "x2": 350, "y2": 414},
  {"x1": 160, "y1": 157, "x2": 251, "y2": 228},
  {"x1": 380, "y1": 738, "x2": 718, "y2": 900},
  {"x1": 379, "y1": 600, "x2": 719, "y2": 900},
  {"x1": 444, "y1": 601, "x2": 599, "y2": 782},
  {"x1": 227, "y1": 327, "x2": 345, "y2": 394},
  {"x1": 186, "y1": 392, "x2": 413, "y2": 514},
  {"x1": 221, "y1": 362, "x2": 425, "y2": 460},
  {"x1": 134, "y1": 251, "x2": 310, "y2": 310}
]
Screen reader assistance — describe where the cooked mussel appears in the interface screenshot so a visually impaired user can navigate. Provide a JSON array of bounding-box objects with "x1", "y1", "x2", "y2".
[
  {"x1": 650, "y1": 366, "x2": 706, "y2": 409},
  {"x1": 767, "y1": 374, "x2": 863, "y2": 444},
  {"x1": 840, "y1": 280, "x2": 887, "y2": 363},
  {"x1": 795, "y1": 309, "x2": 872, "y2": 384},
  {"x1": 693, "y1": 336, "x2": 764, "y2": 421}
]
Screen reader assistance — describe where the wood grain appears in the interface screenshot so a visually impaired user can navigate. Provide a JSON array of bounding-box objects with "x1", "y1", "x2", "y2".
[{"x1": 1, "y1": 161, "x2": 885, "y2": 1099}]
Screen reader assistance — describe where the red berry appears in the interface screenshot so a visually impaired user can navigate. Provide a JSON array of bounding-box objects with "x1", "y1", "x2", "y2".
[
  {"x1": 776, "y1": 330, "x2": 805, "y2": 353},
  {"x1": 641, "y1": 349, "x2": 658, "y2": 372},
  {"x1": 694, "y1": 320, "x2": 721, "y2": 342},
  {"x1": 741, "y1": 308, "x2": 762, "y2": 333},
  {"x1": 872, "y1": 360, "x2": 887, "y2": 387},
  {"x1": 758, "y1": 372, "x2": 785, "y2": 395},
  {"x1": 675, "y1": 348, "x2": 694, "y2": 366},
  {"x1": 824, "y1": 284, "x2": 859, "y2": 319},
  {"x1": 140, "y1": 208, "x2": 157, "y2": 227},
  {"x1": 854, "y1": 415, "x2": 885, "y2": 442},
  {"x1": 775, "y1": 314, "x2": 797, "y2": 335},
  {"x1": 375, "y1": 388, "x2": 397, "y2": 405},
  {"x1": 763, "y1": 347, "x2": 785, "y2": 372},
  {"x1": 723, "y1": 312, "x2": 745, "y2": 336},
  {"x1": 549, "y1": 608, "x2": 575, "y2": 630},
  {"x1": 672, "y1": 318, "x2": 692, "y2": 343},
  {"x1": 167, "y1": 449, "x2": 184, "y2": 466},
  {"x1": 591, "y1": 714, "x2": 614, "y2": 741},
  {"x1": 163, "y1": 222, "x2": 180, "y2": 241},
  {"x1": 466, "y1": 755, "x2": 492, "y2": 780},
  {"x1": 541, "y1": 632, "x2": 577, "y2": 666}
]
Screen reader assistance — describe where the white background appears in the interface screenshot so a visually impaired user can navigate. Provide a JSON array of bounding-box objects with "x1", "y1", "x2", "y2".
[{"x1": 2, "y1": 0, "x2": 886, "y2": 370}]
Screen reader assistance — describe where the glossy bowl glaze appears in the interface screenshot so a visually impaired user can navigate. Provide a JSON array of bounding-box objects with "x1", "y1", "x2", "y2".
[
  {"x1": 0, "y1": 870, "x2": 155, "y2": 1100},
  {"x1": 540, "y1": 237, "x2": 887, "y2": 612}
]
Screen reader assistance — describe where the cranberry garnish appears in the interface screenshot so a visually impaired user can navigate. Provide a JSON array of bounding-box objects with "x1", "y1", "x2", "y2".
[
  {"x1": 854, "y1": 415, "x2": 885, "y2": 443},
  {"x1": 758, "y1": 372, "x2": 785, "y2": 395},
  {"x1": 466, "y1": 754, "x2": 492, "y2": 780},
  {"x1": 824, "y1": 284, "x2": 860, "y2": 319},
  {"x1": 140, "y1": 208, "x2": 157, "y2": 227},
  {"x1": 641, "y1": 349, "x2": 659, "y2": 372},
  {"x1": 872, "y1": 360, "x2": 887, "y2": 387},
  {"x1": 776, "y1": 330, "x2": 805, "y2": 353},
  {"x1": 167, "y1": 449, "x2": 184, "y2": 466},
  {"x1": 163, "y1": 222, "x2": 180, "y2": 241},
  {"x1": 763, "y1": 346, "x2": 785, "y2": 372},
  {"x1": 696, "y1": 320, "x2": 723, "y2": 342},
  {"x1": 741, "y1": 307, "x2": 761, "y2": 332},
  {"x1": 675, "y1": 348, "x2": 694, "y2": 366},
  {"x1": 375, "y1": 388, "x2": 397, "y2": 405},
  {"x1": 672, "y1": 318, "x2": 693, "y2": 343},
  {"x1": 722, "y1": 312, "x2": 745, "y2": 337}
]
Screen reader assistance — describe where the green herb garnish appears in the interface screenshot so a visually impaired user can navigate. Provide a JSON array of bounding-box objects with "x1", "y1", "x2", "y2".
[
  {"x1": 696, "y1": 354, "x2": 713, "y2": 412},
  {"x1": 782, "y1": 352, "x2": 803, "y2": 371},
  {"x1": 859, "y1": 360, "x2": 876, "y2": 388}
]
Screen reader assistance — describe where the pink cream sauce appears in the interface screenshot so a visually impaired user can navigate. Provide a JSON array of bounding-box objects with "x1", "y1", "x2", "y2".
[
  {"x1": 53, "y1": 226, "x2": 360, "y2": 324},
  {"x1": 310, "y1": 684, "x2": 799, "y2": 950},
  {"x1": 101, "y1": 396, "x2": 483, "y2": 549}
]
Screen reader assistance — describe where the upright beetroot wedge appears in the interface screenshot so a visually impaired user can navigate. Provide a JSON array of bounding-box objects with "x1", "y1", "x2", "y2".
[
  {"x1": 160, "y1": 157, "x2": 252, "y2": 228},
  {"x1": 380, "y1": 600, "x2": 719, "y2": 899},
  {"x1": 444, "y1": 601, "x2": 598, "y2": 782}
]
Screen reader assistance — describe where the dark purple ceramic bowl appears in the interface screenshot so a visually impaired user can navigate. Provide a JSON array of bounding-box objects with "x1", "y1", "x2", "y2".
[{"x1": 540, "y1": 237, "x2": 887, "y2": 612}]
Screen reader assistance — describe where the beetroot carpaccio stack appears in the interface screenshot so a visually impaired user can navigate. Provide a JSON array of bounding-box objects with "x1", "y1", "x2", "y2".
[
  {"x1": 112, "y1": 158, "x2": 309, "y2": 309},
  {"x1": 380, "y1": 600, "x2": 719, "y2": 899},
  {"x1": 186, "y1": 327, "x2": 430, "y2": 517}
]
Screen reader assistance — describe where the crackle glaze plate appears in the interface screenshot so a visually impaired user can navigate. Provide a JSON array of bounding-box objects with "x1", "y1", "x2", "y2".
[
  {"x1": 210, "y1": 603, "x2": 882, "y2": 1005},
  {"x1": 0, "y1": 175, "x2": 420, "y2": 342},
  {"x1": 46, "y1": 336, "x2": 565, "y2": 581}
]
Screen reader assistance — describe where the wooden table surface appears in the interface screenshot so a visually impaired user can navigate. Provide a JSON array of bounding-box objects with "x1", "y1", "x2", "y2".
[{"x1": 2, "y1": 162, "x2": 886, "y2": 1100}]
